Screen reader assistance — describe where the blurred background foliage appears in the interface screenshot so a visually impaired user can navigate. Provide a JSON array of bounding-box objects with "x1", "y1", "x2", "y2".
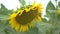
[{"x1": 0, "y1": 0, "x2": 60, "y2": 34}]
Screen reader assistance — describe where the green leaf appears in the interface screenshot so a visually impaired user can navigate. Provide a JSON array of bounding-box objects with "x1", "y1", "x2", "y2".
[
  {"x1": 46, "y1": 1, "x2": 56, "y2": 15},
  {"x1": 58, "y1": 2, "x2": 60, "y2": 7},
  {"x1": 45, "y1": 1, "x2": 57, "y2": 24},
  {"x1": 1, "y1": 4, "x2": 7, "y2": 10},
  {"x1": 19, "y1": 0, "x2": 26, "y2": 7},
  {"x1": 0, "y1": 4, "x2": 12, "y2": 15},
  {"x1": 57, "y1": 14, "x2": 60, "y2": 23},
  {"x1": 0, "y1": 4, "x2": 12, "y2": 20},
  {"x1": 42, "y1": 18, "x2": 48, "y2": 23},
  {"x1": 0, "y1": 15, "x2": 8, "y2": 20}
]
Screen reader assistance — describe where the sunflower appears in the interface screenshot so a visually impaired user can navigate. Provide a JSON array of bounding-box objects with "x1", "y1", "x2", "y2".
[
  {"x1": 9, "y1": 1, "x2": 43, "y2": 32},
  {"x1": 58, "y1": 9, "x2": 60, "y2": 14}
]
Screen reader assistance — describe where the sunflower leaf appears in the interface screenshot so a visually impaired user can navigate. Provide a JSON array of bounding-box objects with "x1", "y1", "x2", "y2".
[
  {"x1": 0, "y1": 15, "x2": 8, "y2": 20},
  {"x1": 46, "y1": 1, "x2": 56, "y2": 16},
  {"x1": 0, "y1": 4, "x2": 12, "y2": 20},
  {"x1": 19, "y1": 0, "x2": 26, "y2": 7},
  {"x1": 0, "y1": 4, "x2": 12, "y2": 15},
  {"x1": 45, "y1": 1, "x2": 56, "y2": 24}
]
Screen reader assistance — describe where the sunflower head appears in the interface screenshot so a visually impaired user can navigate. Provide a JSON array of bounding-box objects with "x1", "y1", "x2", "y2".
[{"x1": 9, "y1": 0, "x2": 43, "y2": 32}]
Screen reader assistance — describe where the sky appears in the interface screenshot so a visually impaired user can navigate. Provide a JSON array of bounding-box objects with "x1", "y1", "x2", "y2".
[
  {"x1": 1, "y1": 0, "x2": 60, "y2": 19},
  {"x1": 1, "y1": 0, "x2": 54, "y2": 10}
]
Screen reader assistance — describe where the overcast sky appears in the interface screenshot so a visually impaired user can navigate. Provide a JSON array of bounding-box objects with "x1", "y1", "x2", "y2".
[{"x1": 1, "y1": 0, "x2": 57, "y2": 10}]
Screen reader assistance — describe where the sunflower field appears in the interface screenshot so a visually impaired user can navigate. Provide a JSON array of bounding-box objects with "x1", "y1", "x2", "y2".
[{"x1": 0, "y1": 0, "x2": 60, "y2": 34}]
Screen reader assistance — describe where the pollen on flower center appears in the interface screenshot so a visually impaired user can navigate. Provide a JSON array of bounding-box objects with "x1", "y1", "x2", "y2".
[{"x1": 15, "y1": 9, "x2": 38, "y2": 25}]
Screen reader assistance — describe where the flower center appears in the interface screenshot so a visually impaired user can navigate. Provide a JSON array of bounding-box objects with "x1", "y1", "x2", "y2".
[{"x1": 15, "y1": 9, "x2": 38, "y2": 25}]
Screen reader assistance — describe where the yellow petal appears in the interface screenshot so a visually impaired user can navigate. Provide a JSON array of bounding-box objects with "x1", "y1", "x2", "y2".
[
  {"x1": 34, "y1": 18, "x2": 38, "y2": 22},
  {"x1": 22, "y1": 25, "x2": 28, "y2": 32},
  {"x1": 25, "y1": 8, "x2": 30, "y2": 12},
  {"x1": 9, "y1": 13, "x2": 17, "y2": 19},
  {"x1": 20, "y1": 25, "x2": 23, "y2": 32},
  {"x1": 29, "y1": 22, "x2": 34, "y2": 28},
  {"x1": 37, "y1": 16, "x2": 41, "y2": 21},
  {"x1": 15, "y1": 23, "x2": 20, "y2": 31}
]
